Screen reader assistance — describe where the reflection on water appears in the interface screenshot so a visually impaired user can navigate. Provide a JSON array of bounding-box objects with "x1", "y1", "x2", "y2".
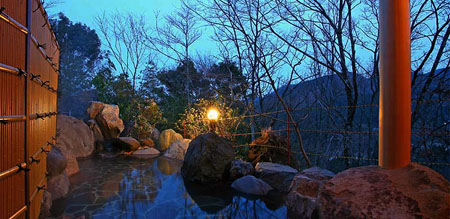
[{"x1": 55, "y1": 156, "x2": 287, "y2": 218}]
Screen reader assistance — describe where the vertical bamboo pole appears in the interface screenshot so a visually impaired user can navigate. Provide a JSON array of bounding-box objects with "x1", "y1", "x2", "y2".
[
  {"x1": 379, "y1": 0, "x2": 411, "y2": 169},
  {"x1": 25, "y1": 0, "x2": 32, "y2": 218}
]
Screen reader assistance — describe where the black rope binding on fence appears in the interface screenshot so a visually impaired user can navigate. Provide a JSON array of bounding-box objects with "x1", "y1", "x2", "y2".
[
  {"x1": 30, "y1": 73, "x2": 40, "y2": 80},
  {"x1": 45, "y1": 55, "x2": 52, "y2": 61},
  {"x1": 17, "y1": 68, "x2": 26, "y2": 77},
  {"x1": 36, "y1": 113, "x2": 46, "y2": 120},
  {"x1": 41, "y1": 147, "x2": 50, "y2": 153},
  {"x1": 37, "y1": 43, "x2": 47, "y2": 50},
  {"x1": 30, "y1": 156, "x2": 40, "y2": 164},
  {"x1": 36, "y1": 185, "x2": 46, "y2": 191},
  {"x1": 47, "y1": 141, "x2": 55, "y2": 147},
  {"x1": 0, "y1": 120, "x2": 8, "y2": 125},
  {"x1": 33, "y1": 2, "x2": 41, "y2": 12},
  {"x1": 41, "y1": 80, "x2": 50, "y2": 87},
  {"x1": 42, "y1": 19, "x2": 48, "y2": 27},
  {"x1": 16, "y1": 164, "x2": 30, "y2": 172},
  {"x1": 0, "y1": 7, "x2": 5, "y2": 14}
]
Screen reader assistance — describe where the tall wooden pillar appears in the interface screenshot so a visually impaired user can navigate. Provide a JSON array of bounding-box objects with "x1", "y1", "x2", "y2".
[{"x1": 379, "y1": 0, "x2": 411, "y2": 169}]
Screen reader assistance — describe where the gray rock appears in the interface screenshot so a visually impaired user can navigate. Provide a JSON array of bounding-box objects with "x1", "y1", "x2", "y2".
[
  {"x1": 285, "y1": 167, "x2": 339, "y2": 218},
  {"x1": 164, "y1": 139, "x2": 191, "y2": 161},
  {"x1": 47, "y1": 146, "x2": 67, "y2": 177},
  {"x1": 151, "y1": 128, "x2": 160, "y2": 143},
  {"x1": 230, "y1": 159, "x2": 255, "y2": 180},
  {"x1": 181, "y1": 133, "x2": 234, "y2": 184},
  {"x1": 231, "y1": 175, "x2": 273, "y2": 196},
  {"x1": 47, "y1": 172, "x2": 70, "y2": 200},
  {"x1": 157, "y1": 129, "x2": 183, "y2": 151},
  {"x1": 287, "y1": 191, "x2": 320, "y2": 219},
  {"x1": 39, "y1": 191, "x2": 52, "y2": 219},
  {"x1": 287, "y1": 175, "x2": 325, "y2": 219},
  {"x1": 289, "y1": 167, "x2": 334, "y2": 193},
  {"x1": 255, "y1": 162, "x2": 298, "y2": 193},
  {"x1": 300, "y1": 166, "x2": 335, "y2": 181}
]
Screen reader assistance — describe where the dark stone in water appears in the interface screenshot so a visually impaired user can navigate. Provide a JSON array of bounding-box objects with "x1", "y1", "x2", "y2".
[{"x1": 181, "y1": 132, "x2": 234, "y2": 184}]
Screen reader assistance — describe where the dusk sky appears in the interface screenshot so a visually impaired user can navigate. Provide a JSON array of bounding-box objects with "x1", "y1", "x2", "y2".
[{"x1": 47, "y1": 0, "x2": 218, "y2": 68}]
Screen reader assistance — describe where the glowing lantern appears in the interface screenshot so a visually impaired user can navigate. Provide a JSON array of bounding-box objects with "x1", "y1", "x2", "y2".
[{"x1": 207, "y1": 108, "x2": 220, "y2": 121}]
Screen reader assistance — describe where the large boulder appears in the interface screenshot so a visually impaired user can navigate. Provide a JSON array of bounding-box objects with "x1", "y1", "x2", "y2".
[
  {"x1": 231, "y1": 175, "x2": 273, "y2": 196},
  {"x1": 57, "y1": 115, "x2": 95, "y2": 157},
  {"x1": 56, "y1": 115, "x2": 94, "y2": 175},
  {"x1": 86, "y1": 119, "x2": 104, "y2": 152},
  {"x1": 320, "y1": 164, "x2": 450, "y2": 219},
  {"x1": 286, "y1": 167, "x2": 334, "y2": 219},
  {"x1": 255, "y1": 162, "x2": 298, "y2": 193},
  {"x1": 113, "y1": 137, "x2": 140, "y2": 151},
  {"x1": 287, "y1": 187, "x2": 321, "y2": 219},
  {"x1": 157, "y1": 129, "x2": 183, "y2": 151},
  {"x1": 63, "y1": 153, "x2": 80, "y2": 176},
  {"x1": 230, "y1": 159, "x2": 255, "y2": 180},
  {"x1": 86, "y1": 101, "x2": 105, "y2": 119},
  {"x1": 95, "y1": 104, "x2": 124, "y2": 139},
  {"x1": 47, "y1": 172, "x2": 70, "y2": 200},
  {"x1": 164, "y1": 139, "x2": 191, "y2": 161},
  {"x1": 47, "y1": 146, "x2": 67, "y2": 177},
  {"x1": 38, "y1": 191, "x2": 52, "y2": 219},
  {"x1": 181, "y1": 133, "x2": 234, "y2": 184}
]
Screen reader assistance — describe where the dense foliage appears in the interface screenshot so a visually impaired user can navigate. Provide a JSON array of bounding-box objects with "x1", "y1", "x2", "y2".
[
  {"x1": 176, "y1": 98, "x2": 243, "y2": 139},
  {"x1": 50, "y1": 13, "x2": 102, "y2": 97}
]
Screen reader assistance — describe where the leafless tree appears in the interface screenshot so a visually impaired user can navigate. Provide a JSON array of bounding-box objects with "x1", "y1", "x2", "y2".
[
  {"x1": 42, "y1": 0, "x2": 64, "y2": 10},
  {"x1": 192, "y1": 0, "x2": 274, "y2": 140},
  {"x1": 265, "y1": 0, "x2": 364, "y2": 168},
  {"x1": 95, "y1": 12, "x2": 150, "y2": 92},
  {"x1": 147, "y1": 2, "x2": 202, "y2": 105},
  {"x1": 192, "y1": 0, "x2": 312, "y2": 166}
]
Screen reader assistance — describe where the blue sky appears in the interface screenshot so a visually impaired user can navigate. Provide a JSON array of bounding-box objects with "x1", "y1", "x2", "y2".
[
  {"x1": 48, "y1": 0, "x2": 179, "y2": 27},
  {"x1": 47, "y1": 0, "x2": 217, "y2": 68}
]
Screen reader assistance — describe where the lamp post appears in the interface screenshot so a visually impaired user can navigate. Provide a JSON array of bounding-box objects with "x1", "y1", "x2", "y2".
[{"x1": 207, "y1": 108, "x2": 220, "y2": 133}]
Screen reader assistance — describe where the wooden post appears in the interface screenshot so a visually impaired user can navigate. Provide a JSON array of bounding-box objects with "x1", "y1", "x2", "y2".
[{"x1": 379, "y1": 0, "x2": 411, "y2": 169}]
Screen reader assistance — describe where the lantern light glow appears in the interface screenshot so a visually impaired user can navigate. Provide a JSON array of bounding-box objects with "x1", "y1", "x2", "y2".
[{"x1": 207, "y1": 108, "x2": 220, "y2": 121}]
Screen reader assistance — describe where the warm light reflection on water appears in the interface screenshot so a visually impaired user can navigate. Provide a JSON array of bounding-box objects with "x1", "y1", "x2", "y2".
[{"x1": 52, "y1": 156, "x2": 287, "y2": 218}]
